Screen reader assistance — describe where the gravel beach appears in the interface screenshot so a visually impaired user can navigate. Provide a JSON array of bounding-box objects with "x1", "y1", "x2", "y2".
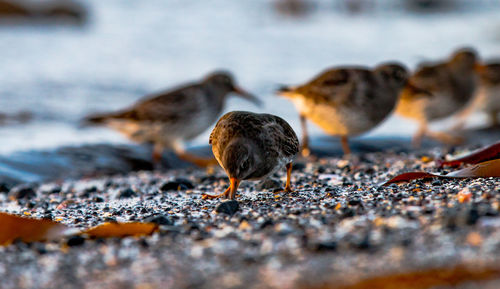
[{"x1": 1, "y1": 131, "x2": 500, "y2": 289}]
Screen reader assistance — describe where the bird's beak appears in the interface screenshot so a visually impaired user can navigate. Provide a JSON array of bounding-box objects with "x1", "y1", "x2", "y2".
[
  {"x1": 233, "y1": 86, "x2": 263, "y2": 107},
  {"x1": 275, "y1": 85, "x2": 296, "y2": 98},
  {"x1": 406, "y1": 81, "x2": 432, "y2": 97}
]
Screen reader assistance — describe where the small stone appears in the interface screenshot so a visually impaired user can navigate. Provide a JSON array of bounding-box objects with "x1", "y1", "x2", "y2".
[
  {"x1": 255, "y1": 179, "x2": 281, "y2": 191},
  {"x1": 143, "y1": 214, "x2": 173, "y2": 226},
  {"x1": 66, "y1": 236, "x2": 85, "y2": 247},
  {"x1": 0, "y1": 183, "x2": 10, "y2": 194},
  {"x1": 118, "y1": 188, "x2": 137, "y2": 199},
  {"x1": 161, "y1": 179, "x2": 194, "y2": 191},
  {"x1": 313, "y1": 241, "x2": 337, "y2": 252},
  {"x1": 93, "y1": 196, "x2": 104, "y2": 203},
  {"x1": 9, "y1": 186, "x2": 36, "y2": 200},
  {"x1": 216, "y1": 200, "x2": 239, "y2": 216}
]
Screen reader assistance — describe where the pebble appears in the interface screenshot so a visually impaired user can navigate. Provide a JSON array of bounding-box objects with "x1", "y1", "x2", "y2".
[
  {"x1": 9, "y1": 185, "x2": 36, "y2": 200},
  {"x1": 216, "y1": 200, "x2": 239, "y2": 216},
  {"x1": 161, "y1": 179, "x2": 194, "y2": 191},
  {"x1": 117, "y1": 188, "x2": 138, "y2": 199}
]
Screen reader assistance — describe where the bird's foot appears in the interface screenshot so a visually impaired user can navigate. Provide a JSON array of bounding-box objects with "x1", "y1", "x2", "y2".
[
  {"x1": 202, "y1": 185, "x2": 230, "y2": 200},
  {"x1": 429, "y1": 131, "x2": 464, "y2": 145},
  {"x1": 177, "y1": 151, "x2": 218, "y2": 168}
]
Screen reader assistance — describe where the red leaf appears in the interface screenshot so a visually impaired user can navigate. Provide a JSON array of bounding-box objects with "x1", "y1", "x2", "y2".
[
  {"x1": 438, "y1": 141, "x2": 500, "y2": 168},
  {"x1": 0, "y1": 212, "x2": 70, "y2": 246},
  {"x1": 382, "y1": 159, "x2": 500, "y2": 186}
]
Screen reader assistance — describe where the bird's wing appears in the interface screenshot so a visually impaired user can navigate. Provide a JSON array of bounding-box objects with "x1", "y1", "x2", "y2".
[
  {"x1": 105, "y1": 83, "x2": 205, "y2": 122},
  {"x1": 294, "y1": 68, "x2": 366, "y2": 106},
  {"x1": 260, "y1": 114, "x2": 299, "y2": 159}
]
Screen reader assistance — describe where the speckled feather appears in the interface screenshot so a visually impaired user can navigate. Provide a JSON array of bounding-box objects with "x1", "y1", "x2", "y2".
[
  {"x1": 292, "y1": 67, "x2": 379, "y2": 107},
  {"x1": 210, "y1": 111, "x2": 299, "y2": 180}
]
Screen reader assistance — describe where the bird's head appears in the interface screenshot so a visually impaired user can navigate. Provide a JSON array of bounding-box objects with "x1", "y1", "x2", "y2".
[
  {"x1": 222, "y1": 138, "x2": 260, "y2": 180},
  {"x1": 449, "y1": 47, "x2": 478, "y2": 72},
  {"x1": 204, "y1": 71, "x2": 262, "y2": 107},
  {"x1": 375, "y1": 62, "x2": 410, "y2": 90}
]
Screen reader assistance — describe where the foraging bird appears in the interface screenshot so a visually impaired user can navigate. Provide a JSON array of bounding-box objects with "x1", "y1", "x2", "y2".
[
  {"x1": 278, "y1": 62, "x2": 411, "y2": 156},
  {"x1": 203, "y1": 111, "x2": 299, "y2": 200},
  {"x1": 395, "y1": 48, "x2": 479, "y2": 146},
  {"x1": 457, "y1": 62, "x2": 500, "y2": 127},
  {"x1": 85, "y1": 71, "x2": 261, "y2": 167}
]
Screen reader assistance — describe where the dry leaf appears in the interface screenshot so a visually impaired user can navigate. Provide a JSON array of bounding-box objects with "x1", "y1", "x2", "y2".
[
  {"x1": 0, "y1": 212, "x2": 70, "y2": 246},
  {"x1": 438, "y1": 141, "x2": 500, "y2": 168},
  {"x1": 312, "y1": 264, "x2": 500, "y2": 289},
  {"x1": 383, "y1": 159, "x2": 500, "y2": 186},
  {"x1": 82, "y1": 222, "x2": 158, "y2": 238}
]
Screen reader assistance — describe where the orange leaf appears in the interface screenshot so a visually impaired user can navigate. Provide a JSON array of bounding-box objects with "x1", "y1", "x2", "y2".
[
  {"x1": 438, "y1": 141, "x2": 500, "y2": 168},
  {"x1": 82, "y1": 222, "x2": 158, "y2": 238},
  {"x1": 382, "y1": 159, "x2": 500, "y2": 186},
  {"x1": 0, "y1": 212, "x2": 70, "y2": 246}
]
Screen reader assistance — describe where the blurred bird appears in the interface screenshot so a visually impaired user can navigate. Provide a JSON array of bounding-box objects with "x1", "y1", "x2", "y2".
[
  {"x1": 85, "y1": 71, "x2": 261, "y2": 167},
  {"x1": 277, "y1": 62, "x2": 411, "y2": 156},
  {"x1": 396, "y1": 48, "x2": 479, "y2": 146},
  {"x1": 203, "y1": 111, "x2": 299, "y2": 200},
  {"x1": 457, "y1": 62, "x2": 500, "y2": 127}
]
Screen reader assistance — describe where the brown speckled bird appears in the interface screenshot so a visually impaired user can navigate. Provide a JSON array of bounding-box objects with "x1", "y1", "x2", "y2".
[
  {"x1": 85, "y1": 71, "x2": 260, "y2": 167},
  {"x1": 458, "y1": 62, "x2": 500, "y2": 127},
  {"x1": 396, "y1": 48, "x2": 479, "y2": 146},
  {"x1": 202, "y1": 111, "x2": 299, "y2": 200},
  {"x1": 278, "y1": 62, "x2": 411, "y2": 156}
]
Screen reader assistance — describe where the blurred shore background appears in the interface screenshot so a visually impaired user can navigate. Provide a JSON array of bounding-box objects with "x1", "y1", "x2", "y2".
[{"x1": 1, "y1": 0, "x2": 500, "y2": 184}]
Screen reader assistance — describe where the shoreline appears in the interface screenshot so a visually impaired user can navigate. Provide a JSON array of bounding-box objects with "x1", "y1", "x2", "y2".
[{"x1": 0, "y1": 137, "x2": 500, "y2": 288}]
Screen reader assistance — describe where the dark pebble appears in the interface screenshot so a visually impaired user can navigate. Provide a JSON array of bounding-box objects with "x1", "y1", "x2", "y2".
[
  {"x1": 313, "y1": 241, "x2": 337, "y2": 252},
  {"x1": 255, "y1": 179, "x2": 281, "y2": 191},
  {"x1": 216, "y1": 200, "x2": 239, "y2": 216},
  {"x1": 348, "y1": 197, "x2": 361, "y2": 206},
  {"x1": 118, "y1": 188, "x2": 137, "y2": 199},
  {"x1": 0, "y1": 183, "x2": 10, "y2": 194},
  {"x1": 93, "y1": 196, "x2": 104, "y2": 203},
  {"x1": 143, "y1": 214, "x2": 174, "y2": 226},
  {"x1": 66, "y1": 235, "x2": 85, "y2": 247},
  {"x1": 161, "y1": 179, "x2": 194, "y2": 191},
  {"x1": 9, "y1": 186, "x2": 36, "y2": 200}
]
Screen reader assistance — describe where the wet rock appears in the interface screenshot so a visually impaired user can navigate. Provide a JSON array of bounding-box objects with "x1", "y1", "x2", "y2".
[
  {"x1": 313, "y1": 241, "x2": 337, "y2": 252},
  {"x1": 161, "y1": 179, "x2": 194, "y2": 191},
  {"x1": 0, "y1": 182, "x2": 10, "y2": 194},
  {"x1": 66, "y1": 236, "x2": 85, "y2": 247},
  {"x1": 117, "y1": 188, "x2": 137, "y2": 199},
  {"x1": 216, "y1": 200, "x2": 239, "y2": 216},
  {"x1": 9, "y1": 185, "x2": 36, "y2": 200},
  {"x1": 256, "y1": 179, "x2": 281, "y2": 191},
  {"x1": 143, "y1": 214, "x2": 174, "y2": 226}
]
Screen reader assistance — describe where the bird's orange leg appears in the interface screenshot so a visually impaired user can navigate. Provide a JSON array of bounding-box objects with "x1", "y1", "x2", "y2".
[
  {"x1": 228, "y1": 178, "x2": 240, "y2": 200},
  {"x1": 341, "y1": 135, "x2": 351, "y2": 155},
  {"x1": 284, "y1": 162, "x2": 293, "y2": 193},
  {"x1": 152, "y1": 144, "x2": 163, "y2": 165},
  {"x1": 490, "y1": 110, "x2": 499, "y2": 127},
  {"x1": 176, "y1": 151, "x2": 219, "y2": 168},
  {"x1": 300, "y1": 115, "x2": 311, "y2": 157},
  {"x1": 202, "y1": 178, "x2": 240, "y2": 200}
]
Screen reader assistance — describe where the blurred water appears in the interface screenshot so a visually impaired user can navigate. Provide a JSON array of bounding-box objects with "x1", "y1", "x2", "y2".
[{"x1": 1, "y1": 0, "x2": 500, "y2": 154}]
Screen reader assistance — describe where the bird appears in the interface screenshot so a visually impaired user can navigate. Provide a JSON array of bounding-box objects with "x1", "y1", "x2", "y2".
[
  {"x1": 456, "y1": 61, "x2": 500, "y2": 128},
  {"x1": 202, "y1": 111, "x2": 299, "y2": 200},
  {"x1": 277, "y1": 62, "x2": 412, "y2": 156},
  {"x1": 395, "y1": 48, "x2": 479, "y2": 146},
  {"x1": 84, "y1": 71, "x2": 261, "y2": 167}
]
